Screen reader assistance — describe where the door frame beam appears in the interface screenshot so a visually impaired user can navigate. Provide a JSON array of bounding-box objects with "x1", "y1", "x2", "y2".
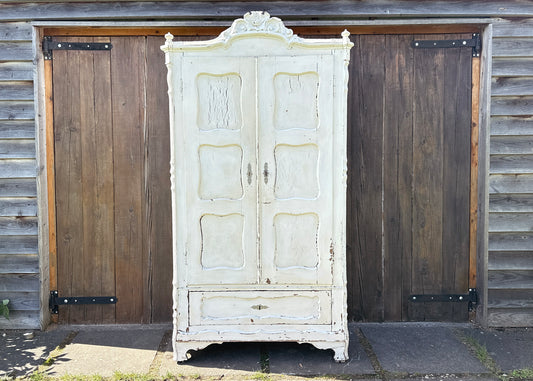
[{"x1": 34, "y1": 18, "x2": 492, "y2": 328}]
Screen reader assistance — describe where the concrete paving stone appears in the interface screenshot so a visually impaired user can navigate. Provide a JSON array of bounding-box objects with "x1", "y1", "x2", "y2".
[
  {"x1": 461, "y1": 327, "x2": 533, "y2": 372},
  {"x1": 389, "y1": 376, "x2": 499, "y2": 381},
  {"x1": 45, "y1": 326, "x2": 168, "y2": 377},
  {"x1": 0, "y1": 328, "x2": 68, "y2": 378},
  {"x1": 268, "y1": 325, "x2": 375, "y2": 376},
  {"x1": 361, "y1": 323, "x2": 488, "y2": 374},
  {"x1": 159, "y1": 338, "x2": 262, "y2": 378}
]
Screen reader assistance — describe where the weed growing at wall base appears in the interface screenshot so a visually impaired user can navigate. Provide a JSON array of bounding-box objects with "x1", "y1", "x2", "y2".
[{"x1": 0, "y1": 299, "x2": 9, "y2": 319}]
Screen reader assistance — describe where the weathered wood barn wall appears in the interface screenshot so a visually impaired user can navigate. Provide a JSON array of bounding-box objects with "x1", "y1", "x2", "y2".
[{"x1": 0, "y1": 1, "x2": 532, "y2": 329}]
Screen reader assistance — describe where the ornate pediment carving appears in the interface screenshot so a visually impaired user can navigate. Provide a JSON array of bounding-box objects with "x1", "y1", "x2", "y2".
[
  {"x1": 218, "y1": 11, "x2": 302, "y2": 43},
  {"x1": 163, "y1": 11, "x2": 352, "y2": 51}
]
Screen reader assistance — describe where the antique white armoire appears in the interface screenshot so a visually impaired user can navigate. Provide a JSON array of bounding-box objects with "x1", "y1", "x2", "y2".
[{"x1": 162, "y1": 11, "x2": 353, "y2": 362}]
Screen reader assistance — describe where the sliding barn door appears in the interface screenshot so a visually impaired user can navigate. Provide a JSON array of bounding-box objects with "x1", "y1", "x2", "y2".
[
  {"x1": 347, "y1": 33, "x2": 473, "y2": 322},
  {"x1": 51, "y1": 36, "x2": 172, "y2": 323}
]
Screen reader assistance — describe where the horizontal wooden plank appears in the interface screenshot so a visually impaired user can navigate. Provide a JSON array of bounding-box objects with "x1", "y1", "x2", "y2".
[
  {"x1": 491, "y1": 96, "x2": 533, "y2": 116},
  {"x1": 488, "y1": 309, "x2": 533, "y2": 327},
  {"x1": 489, "y1": 251, "x2": 533, "y2": 270},
  {"x1": 489, "y1": 174, "x2": 533, "y2": 194},
  {"x1": 492, "y1": 58, "x2": 533, "y2": 77},
  {"x1": 490, "y1": 154, "x2": 533, "y2": 174},
  {"x1": 0, "y1": 254, "x2": 38, "y2": 273},
  {"x1": 0, "y1": 139, "x2": 35, "y2": 159},
  {"x1": 493, "y1": 37, "x2": 533, "y2": 57},
  {"x1": 489, "y1": 194, "x2": 533, "y2": 212},
  {"x1": 0, "y1": 159, "x2": 36, "y2": 178},
  {"x1": 0, "y1": 121, "x2": 35, "y2": 139},
  {"x1": 0, "y1": 178, "x2": 37, "y2": 197},
  {"x1": 491, "y1": 116, "x2": 533, "y2": 135},
  {"x1": 0, "y1": 41, "x2": 32, "y2": 61},
  {"x1": 492, "y1": 77, "x2": 533, "y2": 97},
  {"x1": 0, "y1": 101, "x2": 34, "y2": 120},
  {"x1": 488, "y1": 269, "x2": 533, "y2": 289},
  {"x1": 489, "y1": 212, "x2": 533, "y2": 232},
  {"x1": 0, "y1": 197, "x2": 37, "y2": 216},
  {"x1": 0, "y1": 273, "x2": 39, "y2": 292},
  {"x1": 0, "y1": 81, "x2": 33, "y2": 101},
  {"x1": 490, "y1": 136, "x2": 533, "y2": 155},
  {"x1": 0, "y1": 310, "x2": 40, "y2": 329},
  {"x1": 4, "y1": 1, "x2": 533, "y2": 20},
  {"x1": 0, "y1": 216, "x2": 38, "y2": 235},
  {"x1": 0, "y1": 62, "x2": 33, "y2": 81},
  {"x1": 493, "y1": 20, "x2": 533, "y2": 37},
  {"x1": 0, "y1": 235, "x2": 37, "y2": 254},
  {"x1": 488, "y1": 289, "x2": 533, "y2": 308},
  {"x1": 489, "y1": 232, "x2": 533, "y2": 251},
  {"x1": 0, "y1": 291, "x2": 39, "y2": 311},
  {"x1": 0, "y1": 22, "x2": 32, "y2": 41}
]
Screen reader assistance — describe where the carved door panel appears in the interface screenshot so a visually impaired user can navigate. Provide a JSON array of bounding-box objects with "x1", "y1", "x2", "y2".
[
  {"x1": 180, "y1": 57, "x2": 259, "y2": 285},
  {"x1": 258, "y1": 56, "x2": 335, "y2": 285}
]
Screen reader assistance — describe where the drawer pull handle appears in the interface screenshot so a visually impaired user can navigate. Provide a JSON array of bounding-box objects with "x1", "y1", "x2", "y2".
[{"x1": 251, "y1": 304, "x2": 269, "y2": 310}]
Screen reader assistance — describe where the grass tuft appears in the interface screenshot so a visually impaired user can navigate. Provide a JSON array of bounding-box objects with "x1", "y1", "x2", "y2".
[
  {"x1": 251, "y1": 372, "x2": 272, "y2": 381},
  {"x1": 509, "y1": 368, "x2": 533, "y2": 380}
]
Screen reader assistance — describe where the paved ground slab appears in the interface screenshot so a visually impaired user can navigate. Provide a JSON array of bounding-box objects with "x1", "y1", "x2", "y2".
[
  {"x1": 0, "y1": 329, "x2": 67, "y2": 378},
  {"x1": 268, "y1": 326, "x2": 375, "y2": 376},
  {"x1": 361, "y1": 323, "x2": 488, "y2": 374},
  {"x1": 389, "y1": 376, "x2": 499, "y2": 381},
  {"x1": 461, "y1": 327, "x2": 533, "y2": 372},
  {"x1": 45, "y1": 326, "x2": 168, "y2": 377}
]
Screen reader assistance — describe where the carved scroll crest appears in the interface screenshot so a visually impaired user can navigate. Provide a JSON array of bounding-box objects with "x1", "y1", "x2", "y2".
[{"x1": 219, "y1": 11, "x2": 303, "y2": 43}]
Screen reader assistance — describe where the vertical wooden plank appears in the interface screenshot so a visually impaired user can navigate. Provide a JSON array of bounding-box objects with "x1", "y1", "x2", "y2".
[
  {"x1": 79, "y1": 37, "x2": 115, "y2": 323},
  {"x1": 144, "y1": 36, "x2": 172, "y2": 323},
  {"x1": 383, "y1": 34, "x2": 414, "y2": 321},
  {"x1": 470, "y1": 56, "x2": 480, "y2": 291},
  {"x1": 53, "y1": 38, "x2": 83, "y2": 324},
  {"x1": 411, "y1": 34, "x2": 445, "y2": 321},
  {"x1": 79, "y1": 37, "x2": 97, "y2": 323},
  {"x1": 476, "y1": 24, "x2": 492, "y2": 326},
  {"x1": 441, "y1": 34, "x2": 472, "y2": 321},
  {"x1": 111, "y1": 36, "x2": 145, "y2": 323},
  {"x1": 346, "y1": 34, "x2": 385, "y2": 321},
  {"x1": 93, "y1": 36, "x2": 115, "y2": 323},
  {"x1": 44, "y1": 57, "x2": 57, "y2": 324}
]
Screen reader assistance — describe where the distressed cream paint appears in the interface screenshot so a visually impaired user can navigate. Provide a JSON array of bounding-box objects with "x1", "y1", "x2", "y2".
[{"x1": 162, "y1": 11, "x2": 353, "y2": 362}]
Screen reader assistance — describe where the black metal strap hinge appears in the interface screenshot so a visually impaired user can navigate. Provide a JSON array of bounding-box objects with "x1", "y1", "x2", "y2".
[
  {"x1": 49, "y1": 290, "x2": 117, "y2": 314},
  {"x1": 412, "y1": 33, "x2": 481, "y2": 57},
  {"x1": 43, "y1": 36, "x2": 112, "y2": 60},
  {"x1": 409, "y1": 288, "x2": 478, "y2": 311}
]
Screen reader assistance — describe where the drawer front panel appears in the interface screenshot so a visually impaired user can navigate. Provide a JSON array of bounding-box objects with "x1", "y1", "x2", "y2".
[{"x1": 189, "y1": 291, "x2": 331, "y2": 325}]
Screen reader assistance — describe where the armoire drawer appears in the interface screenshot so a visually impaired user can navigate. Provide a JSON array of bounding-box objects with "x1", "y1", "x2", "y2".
[{"x1": 189, "y1": 290, "x2": 332, "y2": 325}]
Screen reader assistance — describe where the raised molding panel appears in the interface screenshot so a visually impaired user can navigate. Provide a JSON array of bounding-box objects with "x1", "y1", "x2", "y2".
[
  {"x1": 198, "y1": 144, "x2": 243, "y2": 200},
  {"x1": 274, "y1": 144, "x2": 319, "y2": 200},
  {"x1": 162, "y1": 11, "x2": 352, "y2": 362},
  {"x1": 274, "y1": 212, "x2": 319, "y2": 269},
  {"x1": 200, "y1": 213, "x2": 244, "y2": 269},
  {"x1": 274, "y1": 72, "x2": 319, "y2": 130},
  {"x1": 197, "y1": 73, "x2": 243, "y2": 131}
]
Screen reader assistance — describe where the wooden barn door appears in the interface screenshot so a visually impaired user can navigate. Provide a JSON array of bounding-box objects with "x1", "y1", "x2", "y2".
[
  {"x1": 347, "y1": 33, "x2": 475, "y2": 322},
  {"x1": 50, "y1": 36, "x2": 172, "y2": 323}
]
